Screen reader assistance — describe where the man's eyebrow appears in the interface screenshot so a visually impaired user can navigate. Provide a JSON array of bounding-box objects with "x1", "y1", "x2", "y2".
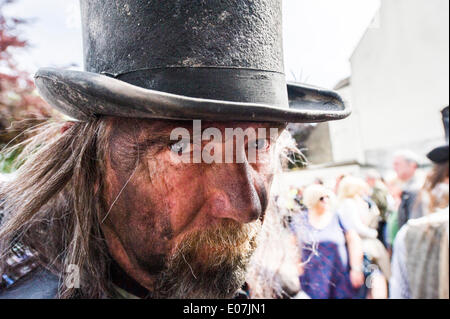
[
  {"x1": 132, "y1": 122, "x2": 287, "y2": 149},
  {"x1": 132, "y1": 133, "x2": 172, "y2": 152},
  {"x1": 131, "y1": 128, "x2": 193, "y2": 151}
]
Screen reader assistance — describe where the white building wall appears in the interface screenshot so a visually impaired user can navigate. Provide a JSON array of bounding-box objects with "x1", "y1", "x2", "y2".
[
  {"x1": 349, "y1": 0, "x2": 449, "y2": 167},
  {"x1": 329, "y1": 83, "x2": 365, "y2": 163}
]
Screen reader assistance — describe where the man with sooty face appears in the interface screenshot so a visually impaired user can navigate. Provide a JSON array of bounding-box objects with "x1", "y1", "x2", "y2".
[{"x1": 0, "y1": 0, "x2": 349, "y2": 299}]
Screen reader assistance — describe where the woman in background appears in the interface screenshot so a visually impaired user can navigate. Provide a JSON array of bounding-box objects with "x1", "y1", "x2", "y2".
[
  {"x1": 412, "y1": 146, "x2": 449, "y2": 218},
  {"x1": 294, "y1": 184, "x2": 364, "y2": 299},
  {"x1": 337, "y1": 176, "x2": 379, "y2": 239},
  {"x1": 337, "y1": 176, "x2": 390, "y2": 298}
]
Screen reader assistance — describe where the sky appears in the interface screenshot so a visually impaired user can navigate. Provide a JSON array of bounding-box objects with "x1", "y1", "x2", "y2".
[{"x1": 4, "y1": 0, "x2": 380, "y2": 89}]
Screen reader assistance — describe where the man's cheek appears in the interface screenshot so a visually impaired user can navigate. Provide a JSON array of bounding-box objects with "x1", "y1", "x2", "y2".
[{"x1": 145, "y1": 157, "x2": 204, "y2": 231}]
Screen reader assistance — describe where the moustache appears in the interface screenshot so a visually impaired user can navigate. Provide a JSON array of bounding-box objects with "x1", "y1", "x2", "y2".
[{"x1": 170, "y1": 219, "x2": 262, "y2": 270}]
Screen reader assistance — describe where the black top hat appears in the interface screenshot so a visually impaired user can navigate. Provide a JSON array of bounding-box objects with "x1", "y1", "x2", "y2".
[
  {"x1": 34, "y1": 0, "x2": 350, "y2": 123},
  {"x1": 426, "y1": 106, "x2": 449, "y2": 164},
  {"x1": 427, "y1": 145, "x2": 449, "y2": 164}
]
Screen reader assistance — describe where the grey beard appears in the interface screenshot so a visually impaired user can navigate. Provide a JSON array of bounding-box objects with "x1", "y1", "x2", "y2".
[
  {"x1": 150, "y1": 221, "x2": 260, "y2": 299},
  {"x1": 151, "y1": 257, "x2": 249, "y2": 299}
]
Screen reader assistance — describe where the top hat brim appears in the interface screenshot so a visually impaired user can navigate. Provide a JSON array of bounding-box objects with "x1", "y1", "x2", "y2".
[{"x1": 34, "y1": 67, "x2": 351, "y2": 123}]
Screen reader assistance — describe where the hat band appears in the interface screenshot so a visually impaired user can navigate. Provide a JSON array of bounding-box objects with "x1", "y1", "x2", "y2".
[{"x1": 109, "y1": 67, "x2": 289, "y2": 109}]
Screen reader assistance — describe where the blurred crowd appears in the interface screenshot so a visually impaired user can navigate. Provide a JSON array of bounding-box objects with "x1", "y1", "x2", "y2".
[{"x1": 284, "y1": 145, "x2": 449, "y2": 299}]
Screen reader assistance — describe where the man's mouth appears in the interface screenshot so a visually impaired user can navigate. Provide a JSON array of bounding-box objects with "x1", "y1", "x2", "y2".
[{"x1": 169, "y1": 218, "x2": 262, "y2": 267}]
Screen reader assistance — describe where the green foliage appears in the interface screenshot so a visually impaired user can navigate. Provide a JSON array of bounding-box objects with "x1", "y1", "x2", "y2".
[
  {"x1": 0, "y1": 146, "x2": 22, "y2": 173},
  {"x1": 287, "y1": 151, "x2": 307, "y2": 170}
]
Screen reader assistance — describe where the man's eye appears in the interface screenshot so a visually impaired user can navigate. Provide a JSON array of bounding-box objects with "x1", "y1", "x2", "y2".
[
  {"x1": 169, "y1": 139, "x2": 190, "y2": 155},
  {"x1": 248, "y1": 138, "x2": 269, "y2": 151}
]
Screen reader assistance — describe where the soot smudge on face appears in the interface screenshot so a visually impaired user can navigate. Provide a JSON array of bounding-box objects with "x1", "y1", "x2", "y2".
[
  {"x1": 136, "y1": 253, "x2": 168, "y2": 275},
  {"x1": 160, "y1": 216, "x2": 174, "y2": 241},
  {"x1": 259, "y1": 185, "x2": 268, "y2": 221}
]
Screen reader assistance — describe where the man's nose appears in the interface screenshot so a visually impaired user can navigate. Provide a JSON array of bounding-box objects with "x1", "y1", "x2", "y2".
[{"x1": 202, "y1": 162, "x2": 262, "y2": 224}]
